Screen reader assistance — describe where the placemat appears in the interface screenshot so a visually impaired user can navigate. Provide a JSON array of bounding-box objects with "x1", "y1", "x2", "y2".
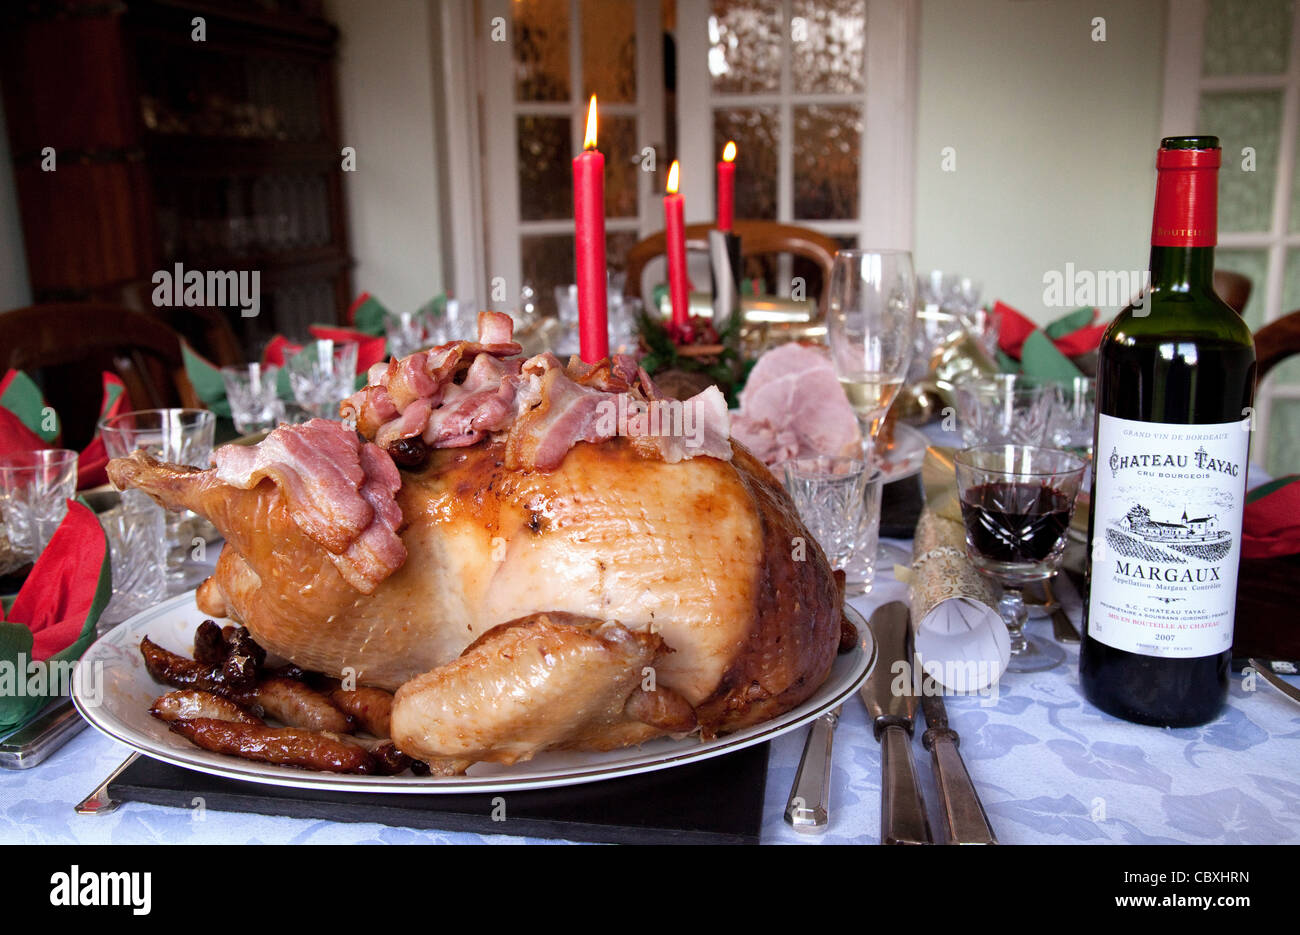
[{"x1": 108, "y1": 742, "x2": 771, "y2": 845}]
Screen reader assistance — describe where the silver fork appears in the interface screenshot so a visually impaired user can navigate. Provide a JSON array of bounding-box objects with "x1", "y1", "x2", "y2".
[
  {"x1": 74, "y1": 752, "x2": 138, "y2": 815},
  {"x1": 784, "y1": 707, "x2": 841, "y2": 832}
]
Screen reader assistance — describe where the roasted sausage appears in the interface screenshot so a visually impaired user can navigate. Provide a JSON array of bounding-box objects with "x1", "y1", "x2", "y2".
[
  {"x1": 140, "y1": 637, "x2": 260, "y2": 708},
  {"x1": 167, "y1": 718, "x2": 375, "y2": 774},
  {"x1": 150, "y1": 690, "x2": 263, "y2": 725},
  {"x1": 254, "y1": 677, "x2": 354, "y2": 733},
  {"x1": 328, "y1": 686, "x2": 394, "y2": 737},
  {"x1": 369, "y1": 741, "x2": 413, "y2": 775},
  {"x1": 192, "y1": 620, "x2": 228, "y2": 665},
  {"x1": 222, "y1": 627, "x2": 266, "y2": 689}
]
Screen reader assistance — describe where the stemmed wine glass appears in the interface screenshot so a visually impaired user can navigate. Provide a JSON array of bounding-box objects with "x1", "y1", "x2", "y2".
[
  {"x1": 954, "y1": 444, "x2": 1086, "y2": 672},
  {"x1": 827, "y1": 248, "x2": 916, "y2": 572}
]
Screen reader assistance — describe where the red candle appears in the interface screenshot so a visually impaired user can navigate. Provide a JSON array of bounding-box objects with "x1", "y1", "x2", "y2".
[
  {"x1": 664, "y1": 160, "x2": 690, "y2": 333},
  {"x1": 717, "y1": 140, "x2": 736, "y2": 232},
  {"x1": 573, "y1": 95, "x2": 608, "y2": 363}
]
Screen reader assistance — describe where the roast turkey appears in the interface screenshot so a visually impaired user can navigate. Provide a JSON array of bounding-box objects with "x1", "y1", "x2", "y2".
[{"x1": 109, "y1": 314, "x2": 841, "y2": 770}]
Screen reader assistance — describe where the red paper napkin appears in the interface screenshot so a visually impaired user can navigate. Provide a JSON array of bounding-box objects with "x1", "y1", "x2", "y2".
[
  {"x1": 0, "y1": 370, "x2": 126, "y2": 489},
  {"x1": 1, "y1": 500, "x2": 112, "y2": 661},
  {"x1": 0, "y1": 404, "x2": 44, "y2": 455},
  {"x1": 74, "y1": 372, "x2": 128, "y2": 489},
  {"x1": 307, "y1": 325, "x2": 388, "y2": 372},
  {"x1": 262, "y1": 329, "x2": 384, "y2": 374},
  {"x1": 0, "y1": 500, "x2": 113, "y2": 732},
  {"x1": 261, "y1": 335, "x2": 304, "y2": 368},
  {"x1": 995, "y1": 301, "x2": 1107, "y2": 361},
  {"x1": 1243, "y1": 476, "x2": 1300, "y2": 559}
]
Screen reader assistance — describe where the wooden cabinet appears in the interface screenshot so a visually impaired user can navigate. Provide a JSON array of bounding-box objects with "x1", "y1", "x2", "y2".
[{"x1": 0, "y1": 0, "x2": 353, "y2": 360}]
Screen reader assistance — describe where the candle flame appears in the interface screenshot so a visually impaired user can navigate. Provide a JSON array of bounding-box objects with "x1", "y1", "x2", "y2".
[
  {"x1": 667, "y1": 160, "x2": 680, "y2": 195},
  {"x1": 723, "y1": 141, "x2": 736, "y2": 162},
  {"x1": 583, "y1": 95, "x2": 598, "y2": 150}
]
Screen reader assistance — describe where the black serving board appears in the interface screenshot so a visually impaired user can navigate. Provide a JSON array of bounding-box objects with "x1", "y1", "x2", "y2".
[{"x1": 108, "y1": 742, "x2": 771, "y2": 845}]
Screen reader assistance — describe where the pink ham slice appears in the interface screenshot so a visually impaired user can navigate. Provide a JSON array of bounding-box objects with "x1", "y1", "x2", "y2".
[
  {"x1": 731, "y1": 343, "x2": 861, "y2": 466},
  {"x1": 214, "y1": 419, "x2": 406, "y2": 593}
]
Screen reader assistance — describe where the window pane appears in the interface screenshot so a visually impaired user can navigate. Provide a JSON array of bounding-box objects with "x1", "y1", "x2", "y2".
[
  {"x1": 793, "y1": 104, "x2": 861, "y2": 220},
  {"x1": 523, "y1": 232, "x2": 636, "y2": 318},
  {"x1": 514, "y1": 0, "x2": 571, "y2": 102},
  {"x1": 1202, "y1": 0, "x2": 1293, "y2": 76},
  {"x1": 1198, "y1": 92, "x2": 1282, "y2": 233},
  {"x1": 714, "y1": 107, "x2": 779, "y2": 220},
  {"x1": 602, "y1": 115, "x2": 640, "y2": 219},
  {"x1": 518, "y1": 115, "x2": 573, "y2": 221},
  {"x1": 582, "y1": 0, "x2": 636, "y2": 103},
  {"x1": 791, "y1": 0, "x2": 866, "y2": 95},
  {"x1": 708, "y1": 0, "x2": 783, "y2": 94},
  {"x1": 522, "y1": 234, "x2": 575, "y2": 317},
  {"x1": 1216, "y1": 249, "x2": 1269, "y2": 330},
  {"x1": 1266, "y1": 399, "x2": 1300, "y2": 474}
]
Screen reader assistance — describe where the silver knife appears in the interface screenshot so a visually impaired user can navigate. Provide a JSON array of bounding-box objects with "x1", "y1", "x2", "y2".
[
  {"x1": 860, "y1": 602, "x2": 933, "y2": 845},
  {"x1": 1248, "y1": 659, "x2": 1300, "y2": 707},
  {"x1": 919, "y1": 681, "x2": 998, "y2": 845},
  {"x1": 784, "y1": 706, "x2": 840, "y2": 833}
]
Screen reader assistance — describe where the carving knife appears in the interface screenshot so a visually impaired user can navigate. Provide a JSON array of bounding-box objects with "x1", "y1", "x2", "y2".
[
  {"x1": 859, "y1": 601, "x2": 933, "y2": 845},
  {"x1": 919, "y1": 680, "x2": 998, "y2": 845}
]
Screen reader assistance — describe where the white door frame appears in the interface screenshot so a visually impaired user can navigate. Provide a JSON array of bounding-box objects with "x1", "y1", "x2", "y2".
[{"x1": 436, "y1": 0, "x2": 487, "y2": 306}]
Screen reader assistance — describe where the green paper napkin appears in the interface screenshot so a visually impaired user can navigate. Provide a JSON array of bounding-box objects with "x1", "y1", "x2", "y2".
[
  {"x1": 351, "y1": 295, "x2": 390, "y2": 336},
  {"x1": 1044, "y1": 306, "x2": 1096, "y2": 340},
  {"x1": 0, "y1": 370, "x2": 59, "y2": 442},
  {"x1": 1019, "y1": 329, "x2": 1082, "y2": 383},
  {"x1": 182, "y1": 345, "x2": 232, "y2": 419}
]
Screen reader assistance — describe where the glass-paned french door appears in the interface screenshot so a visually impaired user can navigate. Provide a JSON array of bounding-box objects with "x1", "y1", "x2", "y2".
[
  {"x1": 478, "y1": 0, "x2": 665, "y2": 316},
  {"x1": 675, "y1": 0, "x2": 917, "y2": 296},
  {"x1": 1165, "y1": 0, "x2": 1300, "y2": 475}
]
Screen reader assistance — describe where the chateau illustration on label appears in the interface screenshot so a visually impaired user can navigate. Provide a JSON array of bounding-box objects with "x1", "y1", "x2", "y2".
[
  {"x1": 1105, "y1": 502, "x2": 1232, "y2": 565},
  {"x1": 1101, "y1": 445, "x2": 1238, "y2": 567}
]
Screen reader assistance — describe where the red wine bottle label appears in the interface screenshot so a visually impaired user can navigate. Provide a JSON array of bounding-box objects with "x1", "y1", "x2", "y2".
[
  {"x1": 1088, "y1": 413, "x2": 1249, "y2": 658},
  {"x1": 1151, "y1": 147, "x2": 1219, "y2": 247}
]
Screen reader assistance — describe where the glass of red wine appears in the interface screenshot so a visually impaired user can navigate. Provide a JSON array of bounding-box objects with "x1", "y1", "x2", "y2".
[{"x1": 954, "y1": 444, "x2": 1087, "y2": 672}]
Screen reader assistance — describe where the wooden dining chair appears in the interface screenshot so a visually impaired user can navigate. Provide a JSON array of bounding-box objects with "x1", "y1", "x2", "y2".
[
  {"x1": 0, "y1": 304, "x2": 202, "y2": 448},
  {"x1": 623, "y1": 220, "x2": 841, "y2": 316},
  {"x1": 106, "y1": 279, "x2": 246, "y2": 367},
  {"x1": 1214, "y1": 270, "x2": 1252, "y2": 316},
  {"x1": 1255, "y1": 309, "x2": 1300, "y2": 381}
]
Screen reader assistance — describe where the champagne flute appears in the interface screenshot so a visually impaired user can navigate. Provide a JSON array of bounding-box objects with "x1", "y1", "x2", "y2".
[
  {"x1": 827, "y1": 249, "x2": 916, "y2": 573},
  {"x1": 827, "y1": 249, "x2": 916, "y2": 458}
]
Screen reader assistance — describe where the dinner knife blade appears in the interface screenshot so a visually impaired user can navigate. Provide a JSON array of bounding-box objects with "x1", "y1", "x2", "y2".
[
  {"x1": 860, "y1": 601, "x2": 933, "y2": 845},
  {"x1": 1248, "y1": 658, "x2": 1300, "y2": 707},
  {"x1": 919, "y1": 684, "x2": 998, "y2": 845}
]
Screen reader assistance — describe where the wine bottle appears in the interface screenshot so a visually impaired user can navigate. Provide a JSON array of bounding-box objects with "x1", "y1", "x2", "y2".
[{"x1": 1079, "y1": 136, "x2": 1257, "y2": 727}]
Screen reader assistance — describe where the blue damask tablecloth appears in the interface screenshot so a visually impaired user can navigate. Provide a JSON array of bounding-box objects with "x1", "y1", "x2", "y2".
[{"x1": 2, "y1": 551, "x2": 1297, "y2": 846}]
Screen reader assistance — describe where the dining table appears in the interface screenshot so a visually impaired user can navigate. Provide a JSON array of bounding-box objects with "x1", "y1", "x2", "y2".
[{"x1": 2, "y1": 425, "x2": 1298, "y2": 846}]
